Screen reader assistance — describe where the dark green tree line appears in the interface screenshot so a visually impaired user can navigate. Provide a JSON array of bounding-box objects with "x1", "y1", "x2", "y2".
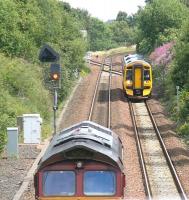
[{"x1": 136, "y1": 0, "x2": 188, "y2": 54}]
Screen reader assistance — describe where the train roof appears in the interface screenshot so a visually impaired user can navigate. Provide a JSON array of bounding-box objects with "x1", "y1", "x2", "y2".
[
  {"x1": 126, "y1": 59, "x2": 151, "y2": 67},
  {"x1": 123, "y1": 54, "x2": 151, "y2": 66},
  {"x1": 37, "y1": 121, "x2": 124, "y2": 171},
  {"x1": 124, "y1": 54, "x2": 143, "y2": 62}
]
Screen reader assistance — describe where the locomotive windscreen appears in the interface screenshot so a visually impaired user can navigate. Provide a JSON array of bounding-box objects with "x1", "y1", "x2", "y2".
[
  {"x1": 43, "y1": 171, "x2": 75, "y2": 196},
  {"x1": 84, "y1": 171, "x2": 116, "y2": 196}
]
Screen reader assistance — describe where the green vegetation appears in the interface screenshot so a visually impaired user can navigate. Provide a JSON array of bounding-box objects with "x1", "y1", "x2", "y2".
[
  {"x1": 93, "y1": 46, "x2": 136, "y2": 58},
  {"x1": 1, "y1": 0, "x2": 189, "y2": 153},
  {"x1": 0, "y1": 0, "x2": 87, "y2": 154},
  {"x1": 62, "y1": 5, "x2": 136, "y2": 51},
  {"x1": 0, "y1": 0, "x2": 136, "y2": 154},
  {"x1": 135, "y1": 0, "x2": 189, "y2": 140},
  {"x1": 136, "y1": 0, "x2": 188, "y2": 54},
  {"x1": 0, "y1": 54, "x2": 51, "y2": 152},
  {"x1": 87, "y1": 17, "x2": 115, "y2": 51},
  {"x1": 108, "y1": 11, "x2": 136, "y2": 46},
  {"x1": 170, "y1": 20, "x2": 189, "y2": 136}
]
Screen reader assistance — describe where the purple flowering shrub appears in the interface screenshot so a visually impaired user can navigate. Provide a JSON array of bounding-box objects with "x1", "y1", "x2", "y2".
[{"x1": 149, "y1": 42, "x2": 174, "y2": 67}]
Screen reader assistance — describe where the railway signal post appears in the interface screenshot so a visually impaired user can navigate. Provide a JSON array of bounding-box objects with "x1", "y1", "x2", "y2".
[
  {"x1": 39, "y1": 44, "x2": 61, "y2": 135},
  {"x1": 50, "y1": 63, "x2": 61, "y2": 134}
]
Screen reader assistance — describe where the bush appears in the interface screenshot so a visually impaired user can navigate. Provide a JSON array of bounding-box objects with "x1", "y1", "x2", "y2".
[
  {"x1": 149, "y1": 42, "x2": 174, "y2": 66},
  {"x1": 136, "y1": 0, "x2": 188, "y2": 54},
  {"x1": 0, "y1": 54, "x2": 51, "y2": 154},
  {"x1": 178, "y1": 123, "x2": 189, "y2": 136}
]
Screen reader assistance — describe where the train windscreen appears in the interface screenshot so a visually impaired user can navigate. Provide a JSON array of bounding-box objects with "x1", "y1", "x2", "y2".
[
  {"x1": 126, "y1": 70, "x2": 132, "y2": 81},
  {"x1": 43, "y1": 171, "x2": 75, "y2": 196},
  {"x1": 84, "y1": 171, "x2": 116, "y2": 196},
  {"x1": 144, "y1": 70, "x2": 150, "y2": 81}
]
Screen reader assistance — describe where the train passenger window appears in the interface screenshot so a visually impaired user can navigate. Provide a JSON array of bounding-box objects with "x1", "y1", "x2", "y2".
[
  {"x1": 43, "y1": 171, "x2": 75, "y2": 196},
  {"x1": 126, "y1": 70, "x2": 132, "y2": 80},
  {"x1": 84, "y1": 171, "x2": 116, "y2": 196},
  {"x1": 144, "y1": 70, "x2": 150, "y2": 81}
]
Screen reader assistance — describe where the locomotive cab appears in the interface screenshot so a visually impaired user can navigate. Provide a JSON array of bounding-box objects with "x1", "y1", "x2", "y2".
[{"x1": 34, "y1": 121, "x2": 125, "y2": 200}]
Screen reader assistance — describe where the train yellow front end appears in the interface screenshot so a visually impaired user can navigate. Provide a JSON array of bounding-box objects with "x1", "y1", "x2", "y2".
[{"x1": 123, "y1": 58, "x2": 152, "y2": 99}]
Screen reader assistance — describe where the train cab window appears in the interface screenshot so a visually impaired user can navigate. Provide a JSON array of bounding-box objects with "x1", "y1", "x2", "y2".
[
  {"x1": 144, "y1": 70, "x2": 150, "y2": 81},
  {"x1": 43, "y1": 171, "x2": 75, "y2": 196},
  {"x1": 84, "y1": 171, "x2": 116, "y2": 196},
  {"x1": 126, "y1": 70, "x2": 132, "y2": 81}
]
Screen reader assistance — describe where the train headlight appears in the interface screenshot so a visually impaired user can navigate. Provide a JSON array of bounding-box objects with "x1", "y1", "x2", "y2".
[
  {"x1": 126, "y1": 80, "x2": 132, "y2": 85},
  {"x1": 76, "y1": 161, "x2": 83, "y2": 169}
]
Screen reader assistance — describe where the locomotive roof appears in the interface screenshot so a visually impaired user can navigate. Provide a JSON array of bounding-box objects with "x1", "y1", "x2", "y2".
[{"x1": 38, "y1": 121, "x2": 124, "y2": 171}]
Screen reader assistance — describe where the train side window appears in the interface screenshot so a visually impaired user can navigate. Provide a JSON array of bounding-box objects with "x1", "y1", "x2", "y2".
[
  {"x1": 43, "y1": 171, "x2": 75, "y2": 196},
  {"x1": 144, "y1": 70, "x2": 150, "y2": 81},
  {"x1": 84, "y1": 171, "x2": 116, "y2": 196},
  {"x1": 126, "y1": 70, "x2": 132, "y2": 81}
]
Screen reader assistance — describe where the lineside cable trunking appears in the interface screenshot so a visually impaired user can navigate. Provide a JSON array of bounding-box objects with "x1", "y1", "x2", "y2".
[{"x1": 23, "y1": 114, "x2": 42, "y2": 144}]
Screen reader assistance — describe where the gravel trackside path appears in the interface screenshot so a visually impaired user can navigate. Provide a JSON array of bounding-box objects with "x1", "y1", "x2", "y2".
[
  {"x1": 0, "y1": 145, "x2": 40, "y2": 200},
  {"x1": 148, "y1": 99, "x2": 189, "y2": 198},
  {"x1": 58, "y1": 65, "x2": 100, "y2": 130}
]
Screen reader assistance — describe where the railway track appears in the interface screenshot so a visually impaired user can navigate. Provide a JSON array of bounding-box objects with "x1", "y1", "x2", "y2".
[
  {"x1": 88, "y1": 57, "x2": 112, "y2": 128},
  {"x1": 12, "y1": 53, "x2": 189, "y2": 200},
  {"x1": 88, "y1": 57, "x2": 123, "y2": 75},
  {"x1": 129, "y1": 100, "x2": 187, "y2": 200}
]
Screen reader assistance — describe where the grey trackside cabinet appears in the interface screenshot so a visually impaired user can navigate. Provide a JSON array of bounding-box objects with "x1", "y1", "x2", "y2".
[
  {"x1": 7, "y1": 127, "x2": 18, "y2": 158},
  {"x1": 23, "y1": 114, "x2": 42, "y2": 144}
]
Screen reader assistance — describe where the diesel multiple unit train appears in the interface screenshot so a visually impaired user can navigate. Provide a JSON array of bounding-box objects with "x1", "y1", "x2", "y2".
[
  {"x1": 34, "y1": 121, "x2": 125, "y2": 200},
  {"x1": 122, "y1": 54, "x2": 152, "y2": 99}
]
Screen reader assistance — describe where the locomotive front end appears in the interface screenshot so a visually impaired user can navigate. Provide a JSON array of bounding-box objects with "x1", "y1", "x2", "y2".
[{"x1": 34, "y1": 121, "x2": 125, "y2": 200}]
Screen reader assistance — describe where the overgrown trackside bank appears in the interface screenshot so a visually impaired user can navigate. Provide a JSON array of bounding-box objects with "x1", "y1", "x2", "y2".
[
  {"x1": 136, "y1": 0, "x2": 189, "y2": 142},
  {"x1": 0, "y1": 0, "x2": 139, "y2": 154},
  {"x1": 0, "y1": 54, "x2": 51, "y2": 153},
  {"x1": 1, "y1": 0, "x2": 189, "y2": 154},
  {"x1": 0, "y1": 0, "x2": 87, "y2": 154}
]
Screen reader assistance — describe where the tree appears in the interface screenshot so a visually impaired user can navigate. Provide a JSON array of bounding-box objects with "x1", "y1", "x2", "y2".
[
  {"x1": 0, "y1": 0, "x2": 89, "y2": 153},
  {"x1": 116, "y1": 11, "x2": 128, "y2": 21},
  {"x1": 109, "y1": 21, "x2": 135, "y2": 45},
  {"x1": 88, "y1": 18, "x2": 114, "y2": 51},
  {"x1": 171, "y1": 20, "x2": 189, "y2": 89},
  {"x1": 180, "y1": 0, "x2": 189, "y2": 7},
  {"x1": 136, "y1": 0, "x2": 189, "y2": 54},
  {"x1": 145, "y1": 0, "x2": 153, "y2": 3}
]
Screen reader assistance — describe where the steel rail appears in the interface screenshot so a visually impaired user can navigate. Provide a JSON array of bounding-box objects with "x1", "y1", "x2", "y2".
[
  {"x1": 87, "y1": 59, "x2": 111, "y2": 67},
  {"x1": 108, "y1": 57, "x2": 112, "y2": 129},
  {"x1": 88, "y1": 56, "x2": 112, "y2": 129},
  {"x1": 88, "y1": 58, "x2": 105, "y2": 121},
  {"x1": 129, "y1": 101, "x2": 153, "y2": 200},
  {"x1": 87, "y1": 50, "x2": 134, "y2": 67},
  {"x1": 145, "y1": 101, "x2": 188, "y2": 200}
]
